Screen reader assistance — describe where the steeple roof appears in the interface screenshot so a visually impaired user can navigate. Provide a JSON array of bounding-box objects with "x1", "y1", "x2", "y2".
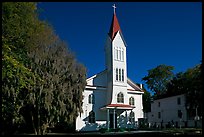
[{"x1": 108, "y1": 9, "x2": 122, "y2": 40}]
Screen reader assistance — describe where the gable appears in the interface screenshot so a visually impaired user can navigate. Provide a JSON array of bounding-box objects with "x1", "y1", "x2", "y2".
[
  {"x1": 112, "y1": 31, "x2": 127, "y2": 48},
  {"x1": 86, "y1": 71, "x2": 143, "y2": 93},
  {"x1": 86, "y1": 70, "x2": 107, "y2": 87},
  {"x1": 127, "y1": 78, "x2": 143, "y2": 92}
]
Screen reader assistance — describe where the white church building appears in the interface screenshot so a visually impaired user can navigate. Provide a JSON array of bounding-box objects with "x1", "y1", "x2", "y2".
[{"x1": 76, "y1": 5, "x2": 144, "y2": 131}]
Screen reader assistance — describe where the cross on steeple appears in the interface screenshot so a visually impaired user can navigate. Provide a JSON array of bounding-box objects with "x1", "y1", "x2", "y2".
[
  {"x1": 112, "y1": 4, "x2": 116, "y2": 14},
  {"x1": 109, "y1": 3, "x2": 121, "y2": 40}
]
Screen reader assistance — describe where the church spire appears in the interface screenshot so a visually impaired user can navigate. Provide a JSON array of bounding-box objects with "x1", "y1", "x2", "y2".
[
  {"x1": 113, "y1": 4, "x2": 116, "y2": 14},
  {"x1": 108, "y1": 4, "x2": 122, "y2": 40}
]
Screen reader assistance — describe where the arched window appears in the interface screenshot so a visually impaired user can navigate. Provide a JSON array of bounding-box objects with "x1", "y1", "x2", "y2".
[
  {"x1": 89, "y1": 111, "x2": 95, "y2": 123},
  {"x1": 117, "y1": 92, "x2": 124, "y2": 103},
  {"x1": 129, "y1": 111, "x2": 135, "y2": 123},
  {"x1": 88, "y1": 94, "x2": 95, "y2": 104},
  {"x1": 129, "y1": 97, "x2": 135, "y2": 106}
]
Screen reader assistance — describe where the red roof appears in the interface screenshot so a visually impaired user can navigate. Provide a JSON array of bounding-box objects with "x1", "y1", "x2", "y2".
[
  {"x1": 127, "y1": 89, "x2": 136, "y2": 91},
  {"x1": 86, "y1": 85, "x2": 107, "y2": 88},
  {"x1": 106, "y1": 104, "x2": 133, "y2": 108},
  {"x1": 108, "y1": 13, "x2": 122, "y2": 40}
]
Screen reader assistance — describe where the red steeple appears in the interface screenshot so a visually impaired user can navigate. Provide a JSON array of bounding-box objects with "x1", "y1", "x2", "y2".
[{"x1": 108, "y1": 4, "x2": 122, "y2": 40}]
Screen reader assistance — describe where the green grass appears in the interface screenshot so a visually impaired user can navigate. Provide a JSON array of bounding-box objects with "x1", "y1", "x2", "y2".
[
  {"x1": 161, "y1": 128, "x2": 202, "y2": 135},
  {"x1": 99, "y1": 127, "x2": 202, "y2": 135},
  {"x1": 99, "y1": 128, "x2": 136, "y2": 133}
]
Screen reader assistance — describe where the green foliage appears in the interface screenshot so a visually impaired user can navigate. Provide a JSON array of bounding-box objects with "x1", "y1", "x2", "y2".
[
  {"x1": 29, "y1": 38, "x2": 86, "y2": 133},
  {"x1": 99, "y1": 128, "x2": 109, "y2": 133},
  {"x1": 2, "y1": 2, "x2": 41, "y2": 134},
  {"x1": 142, "y1": 63, "x2": 202, "y2": 118},
  {"x1": 166, "y1": 64, "x2": 202, "y2": 114},
  {"x1": 2, "y1": 2, "x2": 86, "y2": 135},
  {"x1": 142, "y1": 64, "x2": 174, "y2": 96},
  {"x1": 142, "y1": 87, "x2": 151, "y2": 113}
]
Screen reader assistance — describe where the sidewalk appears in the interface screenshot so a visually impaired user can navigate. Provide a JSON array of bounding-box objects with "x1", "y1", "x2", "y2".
[{"x1": 15, "y1": 128, "x2": 202, "y2": 136}]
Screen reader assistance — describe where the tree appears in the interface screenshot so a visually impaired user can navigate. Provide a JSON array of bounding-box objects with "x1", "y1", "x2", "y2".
[
  {"x1": 142, "y1": 62, "x2": 202, "y2": 120},
  {"x1": 183, "y1": 64, "x2": 201, "y2": 112},
  {"x1": 172, "y1": 64, "x2": 201, "y2": 117},
  {"x1": 2, "y1": 2, "x2": 42, "y2": 134},
  {"x1": 165, "y1": 72, "x2": 185, "y2": 96},
  {"x1": 26, "y1": 37, "x2": 86, "y2": 134},
  {"x1": 142, "y1": 64, "x2": 174, "y2": 98},
  {"x1": 2, "y1": 2, "x2": 87, "y2": 135},
  {"x1": 142, "y1": 86, "x2": 151, "y2": 113},
  {"x1": 163, "y1": 63, "x2": 202, "y2": 118}
]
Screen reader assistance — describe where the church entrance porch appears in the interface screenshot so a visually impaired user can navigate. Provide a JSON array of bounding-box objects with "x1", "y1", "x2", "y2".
[
  {"x1": 101, "y1": 104, "x2": 134, "y2": 129},
  {"x1": 110, "y1": 113, "x2": 117, "y2": 128}
]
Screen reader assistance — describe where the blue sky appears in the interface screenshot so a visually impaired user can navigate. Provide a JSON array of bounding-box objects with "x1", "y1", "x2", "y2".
[{"x1": 38, "y1": 2, "x2": 202, "y2": 92}]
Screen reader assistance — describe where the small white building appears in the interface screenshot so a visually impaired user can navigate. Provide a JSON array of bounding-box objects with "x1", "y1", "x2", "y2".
[
  {"x1": 76, "y1": 6, "x2": 144, "y2": 131},
  {"x1": 147, "y1": 94, "x2": 202, "y2": 128}
]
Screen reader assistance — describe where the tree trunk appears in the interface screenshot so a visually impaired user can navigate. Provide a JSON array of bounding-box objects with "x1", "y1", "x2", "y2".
[{"x1": 31, "y1": 112, "x2": 37, "y2": 135}]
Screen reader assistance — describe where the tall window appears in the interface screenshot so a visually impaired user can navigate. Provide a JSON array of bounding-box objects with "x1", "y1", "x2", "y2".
[
  {"x1": 119, "y1": 69, "x2": 121, "y2": 81},
  {"x1": 177, "y1": 97, "x2": 181, "y2": 105},
  {"x1": 158, "y1": 112, "x2": 161, "y2": 119},
  {"x1": 114, "y1": 48, "x2": 116, "y2": 59},
  {"x1": 116, "y1": 48, "x2": 118, "y2": 60},
  {"x1": 119, "y1": 47, "x2": 121, "y2": 60},
  {"x1": 122, "y1": 69, "x2": 124, "y2": 81},
  {"x1": 89, "y1": 111, "x2": 95, "y2": 123},
  {"x1": 121, "y1": 48, "x2": 124, "y2": 61},
  {"x1": 88, "y1": 94, "x2": 95, "y2": 104},
  {"x1": 178, "y1": 110, "x2": 182, "y2": 118},
  {"x1": 114, "y1": 47, "x2": 124, "y2": 61},
  {"x1": 129, "y1": 97, "x2": 135, "y2": 106},
  {"x1": 116, "y1": 68, "x2": 118, "y2": 81},
  {"x1": 115, "y1": 68, "x2": 124, "y2": 82},
  {"x1": 117, "y1": 92, "x2": 124, "y2": 103},
  {"x1": 129, "y1": 111, "x2": 135, "y2": 123}
]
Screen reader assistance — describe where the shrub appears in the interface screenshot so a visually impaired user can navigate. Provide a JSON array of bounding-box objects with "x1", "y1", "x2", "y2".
[{"x1": 99, "y1": 128, "x2": 108, "y2": 133}]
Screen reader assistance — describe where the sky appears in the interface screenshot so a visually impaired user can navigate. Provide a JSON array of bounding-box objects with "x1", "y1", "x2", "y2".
[{"x1": 38, "y1": 2, "x2": 202, "y2": 92}]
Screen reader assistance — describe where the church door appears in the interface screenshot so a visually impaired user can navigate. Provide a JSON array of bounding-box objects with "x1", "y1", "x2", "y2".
[{"x1": 109, "y1": 113, "x2": 117, "y2": 129}]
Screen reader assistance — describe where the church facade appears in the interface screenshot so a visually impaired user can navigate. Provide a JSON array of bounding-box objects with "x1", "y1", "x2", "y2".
[{"x1": 76, "y1": 6, "x2": 144, "y2": 131}]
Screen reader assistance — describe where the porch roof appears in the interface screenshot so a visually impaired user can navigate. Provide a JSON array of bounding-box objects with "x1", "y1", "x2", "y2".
[{"x1": 100, "y1": 104, "x2": 134, "y2": 110}]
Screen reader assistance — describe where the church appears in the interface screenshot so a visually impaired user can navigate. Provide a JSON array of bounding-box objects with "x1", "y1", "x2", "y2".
[{"x1": 76, "y1": 5, "x2": 144, "y2": 131}]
